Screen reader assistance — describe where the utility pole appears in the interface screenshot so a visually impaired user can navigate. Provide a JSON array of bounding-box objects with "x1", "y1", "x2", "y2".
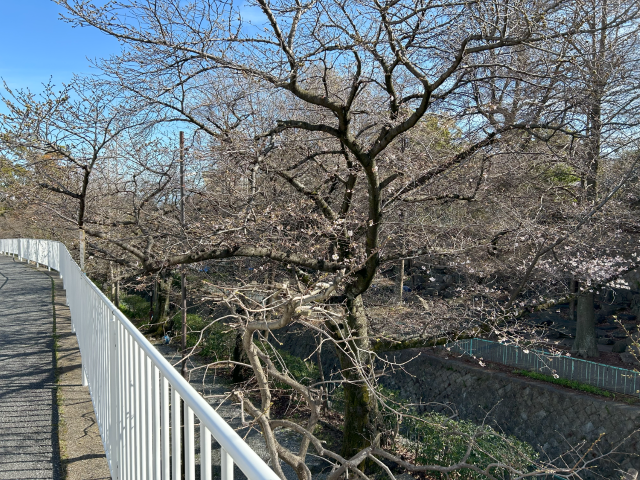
[{"x1": 180, "y1": 131, "x2": 188, "y2": 379}]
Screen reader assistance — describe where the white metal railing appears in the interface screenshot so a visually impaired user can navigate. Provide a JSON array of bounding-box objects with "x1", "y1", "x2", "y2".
[{"x1": 0, "y1": 238, "x2": 280, "y2": 480}]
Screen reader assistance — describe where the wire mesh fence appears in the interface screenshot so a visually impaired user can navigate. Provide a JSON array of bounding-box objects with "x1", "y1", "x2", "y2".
[{"x1": 447, "y1": 338, "x2": 640, "y2": 397}]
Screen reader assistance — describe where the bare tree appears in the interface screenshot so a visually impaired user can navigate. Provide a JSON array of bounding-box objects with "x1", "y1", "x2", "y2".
[
  {"x1": 53, "y1": 0, "x2": 640, "y2": 466},
  {"x1": 0, "y1": 77, "x2": 149, "y2": 269}
]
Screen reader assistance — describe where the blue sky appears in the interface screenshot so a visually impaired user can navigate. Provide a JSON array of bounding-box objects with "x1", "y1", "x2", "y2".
[{"x1": 0, "y1": 1, "x2": 119, "y2": 92}]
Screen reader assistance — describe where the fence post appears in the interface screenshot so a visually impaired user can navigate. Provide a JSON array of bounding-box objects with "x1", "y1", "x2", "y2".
[
  {"x1": 172, "y1": 388, "x2": 181, "y2": 480},
  {"x1": 80, "y1": 275, "x2": 88, "y2": 386},
  {"x1": 221, "y1": 447, "x2": 234, "y2": 480},
  {"x1": 109, "y1": 310, "x2": 120, "y2": 479}
]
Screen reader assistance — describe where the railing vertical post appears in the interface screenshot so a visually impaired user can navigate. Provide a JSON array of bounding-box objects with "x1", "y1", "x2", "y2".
[
  {"x1": 161, "y1": 376, "x2": 170, "y2": 480},
  {"x1": 133, "y1": 343, "x2": 141, "y2": 479},
  {"x1": 152, "y1": 365, "x2": 161, "y2": 480},
  {"x1": 200, "y1": 423, "x2": 212, "y2": 480},
  {"x1": 139, "y1": 349, "x2": 147, "y2": 479},
  {"x1": 146, "y1": 356, "x2": 153, "y2": 478},
  {"x1": 172, "y1": 389, "x2": 181, "y2": 480},
  {"x1": 118, "y1": 325, "x2": 127, "y2": 480},
  {"x1": 221, "y1": 447, "x2": 234, "y2": 480},
  {"x1": 81, "y1": 276, "x2": 88, "y2": 387},
  {"x1": 185, "y1": 406, "x2": 195, "y2": 480},
  {"x1": 126, "y1": 333, "x2": 134, "y2": 480},
  {"x1": 109, "y1": 309, "x2": 120, "y2": 479}
]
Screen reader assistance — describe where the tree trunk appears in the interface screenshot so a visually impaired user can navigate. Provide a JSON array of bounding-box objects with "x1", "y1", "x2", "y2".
[
  {"x1": 569, "y1": 278, "x2": 578, "y2": 321},
  {"x1": 179, "y1": 131, "x2": 188, "y2": 379},
  {"x1": 79, "y1": 229, "x2": 86, "y2": 272},
  {"x1": 151, "y1": 278, "x2": 159, "y2": 319},
  {"x1": 152, "y1": 273, "x2": 171, "y2": 335},
  {"x1": 572, "y1": 291, "x2": 599, "y2": 358},
  {"x1": 148, "y1": 281, "x2": 154, "y2": 324},
  {"x1": 571, "y1": 74, "x2": 602, "y2": 358},
  {"x1": 332, "y1": 294, "x2": 380, "y2": 461},
  {"x1": 316, "y1": 341, "x2": 328, "y2": 413},
  {"x1": 161, "y1": 277, "x2": 171, "y2": 324},
  {"x1": 109, "y1": 262, "x2": 115, "y2": 301},
  {"x1": 232, "y1": 329, "x2": 250, "y2": 383},
  {"x1": 397, "y1": 259, "x2": 405, "y2": 303},
  {"x1": 230, "y1": 304, "x2": 250, "y2": 383},
  {"x1": 572, "y1": 42, "x2": 603, "y2": 359},
  {"x1": 115, "y1": 276, "x2": 120, "y2": 311}
]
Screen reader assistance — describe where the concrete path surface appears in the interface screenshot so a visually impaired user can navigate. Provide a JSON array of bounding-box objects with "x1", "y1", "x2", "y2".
[
  {"x1": 0, "y1": 254, "x2": 61, "y2": 479},
  {"x1": 48, "y1": 270, "x2": 110, "y2": 480}
]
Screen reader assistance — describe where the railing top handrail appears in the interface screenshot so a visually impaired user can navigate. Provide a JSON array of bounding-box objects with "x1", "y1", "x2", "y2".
[{"x1": 0, "y1": 238, "x2": 279, "y2": 480}]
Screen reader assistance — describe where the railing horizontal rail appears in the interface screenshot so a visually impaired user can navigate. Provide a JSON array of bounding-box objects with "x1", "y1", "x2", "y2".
[
  {"x1": 0, "y1": 238, "x2": 279, "y2": 480},
  {"x1": 448, "y1": 338, "x2": 640, "y2": 397}
]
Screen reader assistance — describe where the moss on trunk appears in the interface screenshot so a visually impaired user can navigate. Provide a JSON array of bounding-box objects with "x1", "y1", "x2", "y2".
[
  {"x1": 151, "y1": 273, "x2": 172, "y2": 336},
  {"x1": 331, "y1": 294, "x2": 380, "y2": 460}
]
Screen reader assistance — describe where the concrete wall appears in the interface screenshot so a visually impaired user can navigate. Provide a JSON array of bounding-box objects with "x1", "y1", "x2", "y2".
[{"x1": 276, "y1": 326, "x2": 640, "y2": 478}]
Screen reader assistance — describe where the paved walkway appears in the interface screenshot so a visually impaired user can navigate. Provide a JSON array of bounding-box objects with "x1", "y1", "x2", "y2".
[
  {"x1": 51, "y1": 272, "x2": 110, "y2": 480},
  {"x1": 0, "y1": 255, "x2": 61, "y2": 479}
]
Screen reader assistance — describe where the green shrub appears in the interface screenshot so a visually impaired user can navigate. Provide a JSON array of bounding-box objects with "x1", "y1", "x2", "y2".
[
  {"x1": 329, "y1": 384, "x2": 345, "y2": 412},
  {"x1": 365, "y1": 387, "x2": 537, "y2": 479},
  {"x1": 403, "y1": 412, "x2": 537, "y2": 479},
  {"x1": 252, "y1": 342, "x2": 321, "y2": 389},
  {"x1": 172, "y1": 312, "x2": 235, "y2": 359},
  {"x1": 199, "y1": 322, "x2": 235, "y2": 359},
  {"x1": 119, "y1": 295, "x2": 150, "y2": 321},
  {"x1": 271, "y1": 349, "x2": 319, "y2": 385},
  {"x1": 541, "y1": 163, "x2": 580, "y2": 185}
]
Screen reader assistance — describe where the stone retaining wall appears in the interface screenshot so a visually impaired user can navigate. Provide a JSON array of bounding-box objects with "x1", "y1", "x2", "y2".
[
  {"x1": 379, "y1": 348, "x2": 640, "y2": 478},
  {"x1": 276, "y1": 326, "x2": 640, "y2": 478}
]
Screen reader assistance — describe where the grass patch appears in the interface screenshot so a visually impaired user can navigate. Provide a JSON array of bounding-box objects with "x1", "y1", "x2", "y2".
[{"x1": 513, "y1": 369, "x2": 613, "y2": 397}]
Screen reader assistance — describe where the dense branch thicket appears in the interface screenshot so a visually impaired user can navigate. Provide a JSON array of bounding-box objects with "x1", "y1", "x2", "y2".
[{"x1": 1, "y1": 0, "x2": 640, "y2": 477}]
